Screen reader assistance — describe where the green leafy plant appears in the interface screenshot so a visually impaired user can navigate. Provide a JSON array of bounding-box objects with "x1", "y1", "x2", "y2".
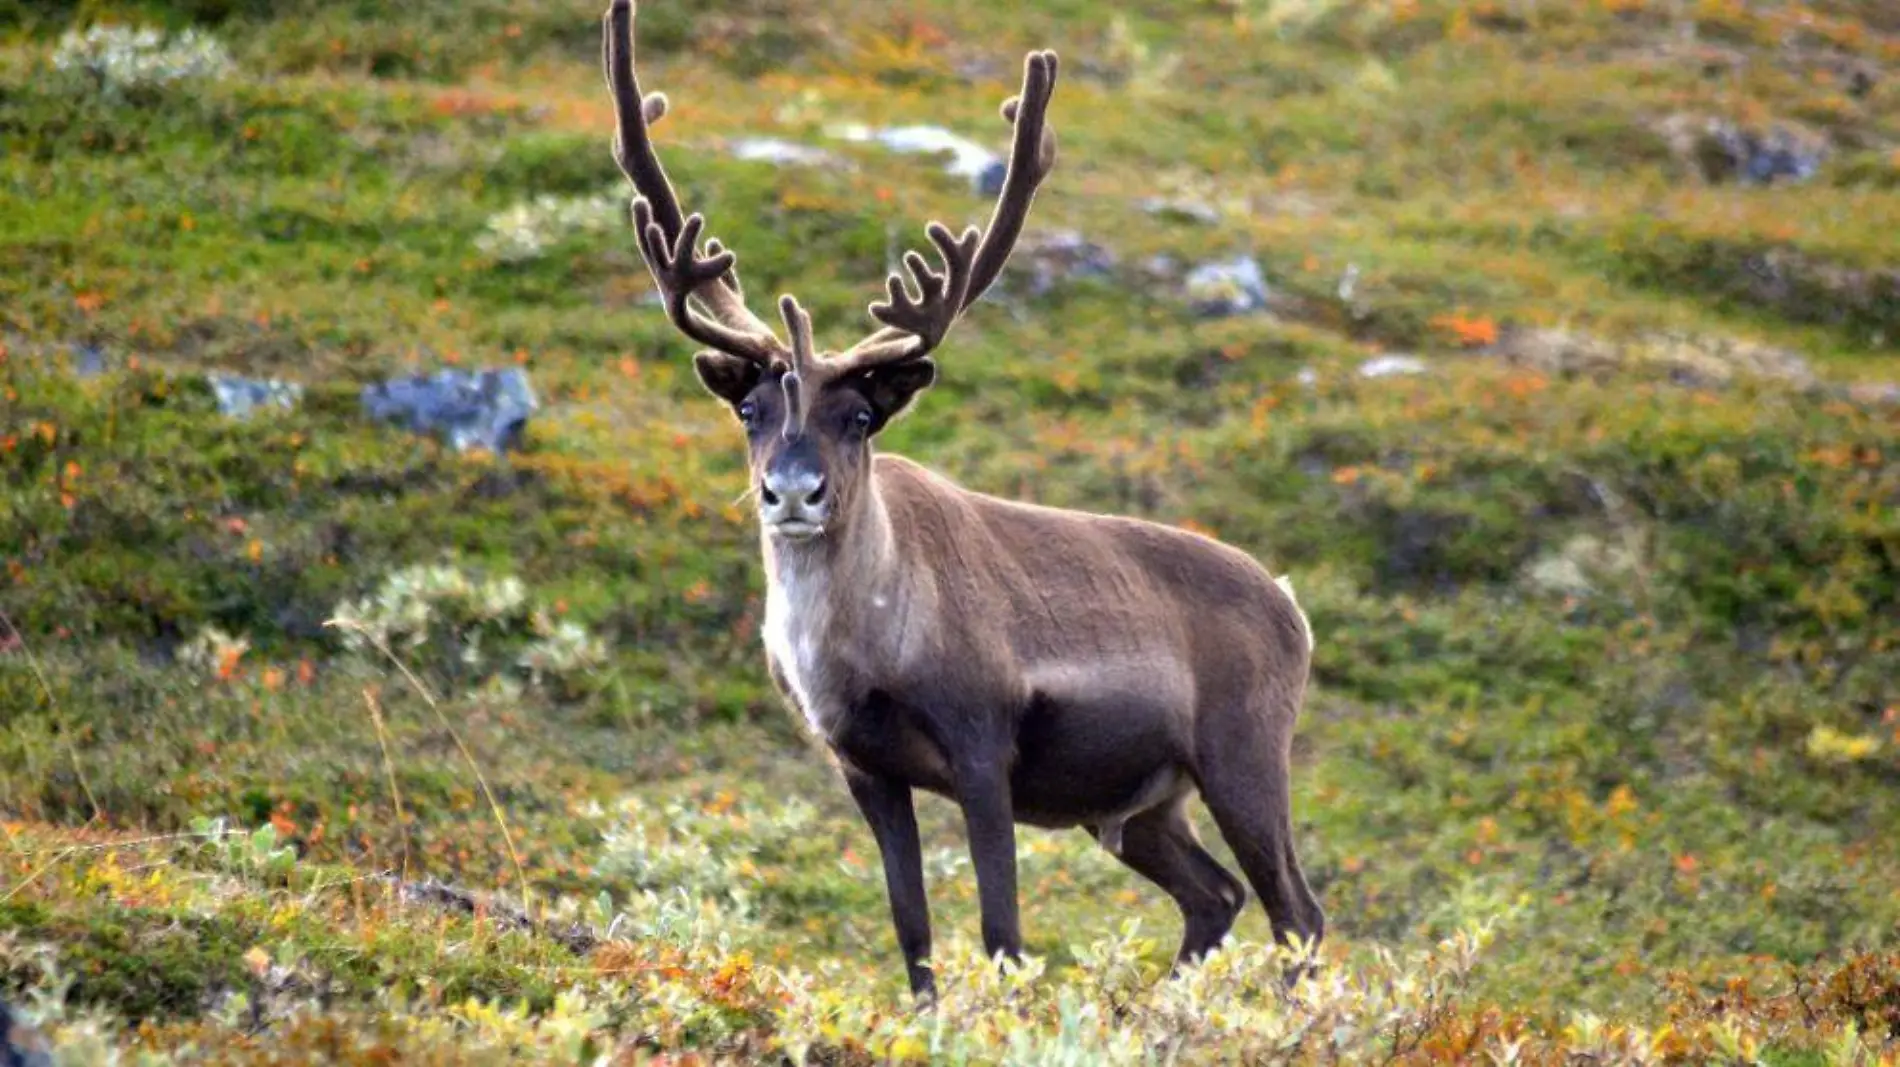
[
  {"x1": 49, "y1": 25, "x2": 234, "y2": 101},
  {"x1": 328, "y1": 562, "x2": 608, "y2": 700}
]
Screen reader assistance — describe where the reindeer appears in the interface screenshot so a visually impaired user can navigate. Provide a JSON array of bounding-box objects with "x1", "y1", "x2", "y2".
[{"x1": 600, "y1": 0, "x2": 1325, "y2": 996}]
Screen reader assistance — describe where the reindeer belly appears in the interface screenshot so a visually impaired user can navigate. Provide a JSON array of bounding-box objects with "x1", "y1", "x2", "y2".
[{"x1": 1007, "y1": 666, "x2": 1195, "y2": 828}]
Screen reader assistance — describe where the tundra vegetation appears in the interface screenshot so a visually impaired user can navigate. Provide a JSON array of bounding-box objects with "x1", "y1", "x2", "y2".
[{"x1": 1, "y1": 0, "x2": 1897, "y2": 1063}]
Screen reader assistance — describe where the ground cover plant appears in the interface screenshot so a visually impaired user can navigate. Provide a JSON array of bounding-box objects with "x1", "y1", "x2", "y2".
[{"x1": 2, "y1": 0, "x2": 1898, "y2": 1062}]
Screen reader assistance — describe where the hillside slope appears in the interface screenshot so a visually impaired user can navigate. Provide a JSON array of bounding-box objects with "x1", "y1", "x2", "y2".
[{"x1": 2, "y1": 0, "x2": 1897, "y2": 1061}]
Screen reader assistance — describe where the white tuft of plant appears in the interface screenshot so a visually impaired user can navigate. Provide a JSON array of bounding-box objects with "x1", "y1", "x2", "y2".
[
  {"x1": 51, "y1": 24, "x2": 235, "y2": 101},
  {"x1": 329, "y1": 561, "x2": 608, "y2": 699},
  {"x1": 595, "y1": 794, "x2": 823, "y2": 924},
  {"x1": 476, "y1": 189, "x2": 624, "y2": 264},
  {"x1": 176, "y1": 624, "x2": 251, "y2": 679}
]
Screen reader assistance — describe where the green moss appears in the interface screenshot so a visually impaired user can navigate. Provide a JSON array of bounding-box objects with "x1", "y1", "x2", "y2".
[{"x1": 0, "y1": 901, "x2": 255, "y2": 1022}]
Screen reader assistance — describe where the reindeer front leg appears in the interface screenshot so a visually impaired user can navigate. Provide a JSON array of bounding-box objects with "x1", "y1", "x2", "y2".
[
  {"x1": 952, "y1": 751, "x2": 1022, "y2": 963},
  {"x1": 844, "y1": 767, "x2": 935, "y2": 998}
]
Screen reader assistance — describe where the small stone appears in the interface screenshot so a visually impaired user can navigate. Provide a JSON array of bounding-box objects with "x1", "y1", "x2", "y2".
[
  {"x1": 71, "y1": 343, "x2": 106, "y2": 377},
  {"x1": 361, "y1": 367, "x2": 538, "y2": 454},
  {"x1": 208, "y1": 373, "x2": 303, "y2": 419},
  {"x1": 1140, "y1": 253, "x2": 1182, "y2": 281},
  {"x1": 1358, "y1": 355, "x2": 1427, "y2": 379},
  {"x1": 1183, "y1": 255, "x2": 1270, "y2": 318}
]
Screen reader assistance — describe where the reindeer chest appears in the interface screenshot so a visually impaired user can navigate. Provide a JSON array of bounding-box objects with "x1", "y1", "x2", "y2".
[{"x1": 762, "y1": 570, "x2": 860, "y2": 738}]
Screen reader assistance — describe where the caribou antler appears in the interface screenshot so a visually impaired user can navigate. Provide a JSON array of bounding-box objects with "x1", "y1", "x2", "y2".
[
  {"x1": 602, "y1": 0, "x2": 787, "y2": 367},
  {"x1": 830, "y1": 50, "x2": 1060, "y2": 376}
]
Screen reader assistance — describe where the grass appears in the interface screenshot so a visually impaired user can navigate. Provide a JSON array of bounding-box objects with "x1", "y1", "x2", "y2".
[{"x1": 2, "y1": 0, "x2": 1898, "y2": 1061}]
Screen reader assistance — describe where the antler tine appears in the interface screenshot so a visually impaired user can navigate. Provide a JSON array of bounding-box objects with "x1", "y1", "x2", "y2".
[
  {"x1": 778, "y1": 295, "x2": 818, "y2": 380},
  {"x1": 833, "y1": 49, "x2": 1059, "y2": 375},
  {"x1": 705, "y1": 238, "x2": 744, "y2": 296},
  {"x1": 602, "y1": 0, "x2": 785, "y2": 366},
  {"x1": 964, "y1": 50, "x2": 1060, "y2": 305},
  {"x1": 777, "y1": 295, "x2": 818, "y2": 435}
]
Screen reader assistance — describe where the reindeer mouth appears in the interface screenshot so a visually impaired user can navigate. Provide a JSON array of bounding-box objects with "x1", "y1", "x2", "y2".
[{"x1": 767, "y1": 519, "x2": 826, "y2": 541}]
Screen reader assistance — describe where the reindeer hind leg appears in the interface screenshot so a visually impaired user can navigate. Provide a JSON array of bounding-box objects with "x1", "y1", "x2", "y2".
[
  {"x1": 1194, "y1": 685, "x2": 1325, "y2": 968},
  {"x1": 1094, "y1": 798, "x2": 1247, "y2": 966}
]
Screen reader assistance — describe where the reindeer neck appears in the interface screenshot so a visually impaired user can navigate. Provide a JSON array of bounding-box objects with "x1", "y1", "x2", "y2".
[
  {"x1": 760, "y1": 470, "x2": 900, "y2": 629},
  {"x1": 759, "y1": 471, "x2": 906, "y2": 736}
]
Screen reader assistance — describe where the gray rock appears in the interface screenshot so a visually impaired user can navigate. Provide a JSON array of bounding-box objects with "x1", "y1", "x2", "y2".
[
  {"x1": 16, "y1": 340, "x2": 106, "y2": 376},
  {"x1": 361, "y1": 368, "x2": 537, "y2": 454},
  {"x1": 726, "y1": 137, "x2": 837, "y2": 167},
  {"x1": 1140, "y1": 253, "x2": 1182, "y2": 281},
  {"x1": 1658, "y1": 113, "x2": 1829, "y2": 185},
  {"x1": 1358, "y1": 355, "x2": 1427, "y2": 379},
  {"x1": 1183, "y1": 255, "x2": 1270, "y2": 318},
  {"x1": 1008, "y1": 229, "x2": 1118, "y2": 296},
  {"x1": 975, "y1": 158, "x2": 1007, "y2": 197},
  {"x1": 71, "y1": 343, "x2": 106, "y2": 377},
  {"x1": 1, "y1": 999, "x2": 52, "y2": 1067},
  {"x1": 208, "y1": 373, "x2": 303, "y2": 419}
]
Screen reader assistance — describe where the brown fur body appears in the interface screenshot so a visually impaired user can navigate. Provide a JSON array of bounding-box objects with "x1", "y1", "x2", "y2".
[{"x1": 772, "y1": 454, "x2": 1312, "y2": 828}]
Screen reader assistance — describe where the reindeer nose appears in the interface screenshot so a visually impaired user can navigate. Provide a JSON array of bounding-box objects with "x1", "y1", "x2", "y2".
[{"x1": 761, "y1": 468, "x2": 826, "y2": 512}]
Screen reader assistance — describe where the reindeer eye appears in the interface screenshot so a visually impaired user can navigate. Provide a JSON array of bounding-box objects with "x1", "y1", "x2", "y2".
[
  {"x1": 738, "y1": 401, "x2": 758, "y2": 427},
  {"x1": 852, "y1": 409, "x2": 874, "y2": 432}
]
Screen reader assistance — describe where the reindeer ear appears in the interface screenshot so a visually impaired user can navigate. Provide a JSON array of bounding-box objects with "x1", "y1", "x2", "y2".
[
  {"x1": 851, "y1": 359, "x2": 937, "y2": 433},
  {"x1": 693, "y1": 351, "x2": 764, "y2": 409}
]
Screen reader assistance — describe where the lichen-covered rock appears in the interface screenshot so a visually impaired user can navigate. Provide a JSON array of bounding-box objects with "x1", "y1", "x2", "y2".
[
  {"x1": 1495, "y1": 327, "x2": 1625, "y2": 378},
  {"x1": 1183, "y1": 255, "x2": 1270, "y2": 318},
  {"x1": 1495, "y1": 326, "x2": 1816, "y2": 391},
  {"x1": 1006, "y1": 229, "x2": 1118, "y2": 296},
  {"x1": 1636, "y1": 332, "x2": 1815, "y2": 390},
  {"x1": 1657, "y1": 113, "x2": 1830, "y2": 185},
  {"x1": 360, "y1": 368, "x2": 538, "y2": 454}
]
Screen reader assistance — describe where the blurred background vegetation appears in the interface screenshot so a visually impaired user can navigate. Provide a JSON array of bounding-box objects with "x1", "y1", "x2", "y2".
[{"x1": 1, "y1": 0, "x2": 1896, "y2": 1061}]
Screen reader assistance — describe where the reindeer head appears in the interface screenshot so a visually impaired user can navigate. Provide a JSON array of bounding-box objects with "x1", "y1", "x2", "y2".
[{"x1": 601, "y1": 0, "x2": 1057, "y2": 542}]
